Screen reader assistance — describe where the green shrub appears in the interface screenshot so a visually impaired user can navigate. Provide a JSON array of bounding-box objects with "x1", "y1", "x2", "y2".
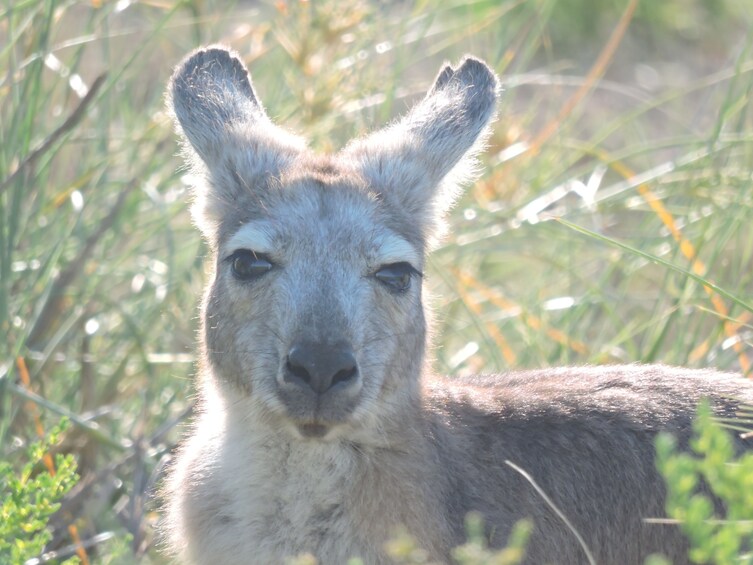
[
  {"x1": 0, "y1": 420, "x2": 79, "y2": 565},
  {"x1": 656, "y1": 400, "x2": 753, "y2": 564}
]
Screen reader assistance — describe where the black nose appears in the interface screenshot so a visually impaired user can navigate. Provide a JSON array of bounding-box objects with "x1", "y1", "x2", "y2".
[{"x1": 285, "y1": 342, "x2": 359, "y2": 394}]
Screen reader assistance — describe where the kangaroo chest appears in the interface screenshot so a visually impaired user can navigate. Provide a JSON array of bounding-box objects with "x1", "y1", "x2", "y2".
[{"x1": 206, "y1": 439, "x2": 385, "y2": 564}]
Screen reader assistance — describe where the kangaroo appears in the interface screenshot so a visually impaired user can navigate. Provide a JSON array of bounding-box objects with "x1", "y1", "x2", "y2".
[{"x1": 161, "y1": 45, "x2": 753, "y2": 565}]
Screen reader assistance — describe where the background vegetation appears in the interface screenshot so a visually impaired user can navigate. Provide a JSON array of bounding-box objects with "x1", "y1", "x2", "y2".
[{"x1": 1, "y1": 0, "x2": 752, "y2": 562}]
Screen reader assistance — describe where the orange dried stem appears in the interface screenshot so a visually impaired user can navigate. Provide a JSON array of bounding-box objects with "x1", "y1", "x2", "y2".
[
  {"x1": 454, "y1": 278, "x2": 518, "y2": 365},
  {"x1": 454, "y1": 269, "x2": 589, "y2": 357},
  {"x1": 603, "y1": 158, "x2": 750, "y2": 374},
  {"x1": 15, "y1": 357, "x2": 90, "y2": 564},
  {"x1": 528, "y1": 0, "x2": 639, "y2": 155}
]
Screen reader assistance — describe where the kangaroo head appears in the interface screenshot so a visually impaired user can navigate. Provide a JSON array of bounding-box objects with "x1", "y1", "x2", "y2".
[{"x1": 169, "y1": 46, "x2": 498, "y2": 442}]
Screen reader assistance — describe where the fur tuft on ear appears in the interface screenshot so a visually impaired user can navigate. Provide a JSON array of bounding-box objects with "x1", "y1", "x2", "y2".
[
  {"x1": 341, "y1": 56, "x2": 500, "y2": 247},
  {"x1": 168, "y1": 46, "x2": 306, "y2": 241}
]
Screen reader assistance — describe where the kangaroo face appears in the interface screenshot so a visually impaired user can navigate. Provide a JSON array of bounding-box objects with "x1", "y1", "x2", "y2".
[
  {"x1": 169, "y1": 46, "x2": 498, "y2": 441},
  {"x1": 204, "y1": 169, "x2": 426, "y2": 440}
]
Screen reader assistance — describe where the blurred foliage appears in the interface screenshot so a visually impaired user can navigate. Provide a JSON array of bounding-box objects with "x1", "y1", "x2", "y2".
[
  {"x1": 382, "y1": 513, "x2": 531, "y2": 565},
  {"x1": 656, "y1": 401, "x2": 753, "y2": 564},
  {"x1": 547, "y1": 0, "x2": 748, "y2": 47},
  {"x1": 0, "y1": 0, "x2": 752, "y2": 562}
]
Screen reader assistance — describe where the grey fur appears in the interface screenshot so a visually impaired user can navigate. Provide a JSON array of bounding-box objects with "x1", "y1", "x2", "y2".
[{"x1": 161, "y1": 46, "x2": 753, "y2": 565}]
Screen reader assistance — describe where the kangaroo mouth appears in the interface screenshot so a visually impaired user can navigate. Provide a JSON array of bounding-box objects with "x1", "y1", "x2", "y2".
[{"x1": 296, "y1": 422, "x2": 330, "y2": 439}]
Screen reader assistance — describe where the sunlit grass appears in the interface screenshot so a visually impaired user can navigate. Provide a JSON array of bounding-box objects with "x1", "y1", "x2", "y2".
[{"x1": 1, "y1": 0, "x2": 752, "y2": 562}]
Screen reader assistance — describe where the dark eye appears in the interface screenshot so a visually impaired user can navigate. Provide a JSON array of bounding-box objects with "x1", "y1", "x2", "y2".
[
  {"x1": 228, "y1": 250, "x2": 273, "y2": 281},
  {"x1": 374, "y1": 262, "x2": 422, "y2": 293}
]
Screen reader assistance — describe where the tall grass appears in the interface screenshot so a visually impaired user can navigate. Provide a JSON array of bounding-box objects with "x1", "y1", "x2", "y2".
[{"x1": 1, "y1": 0, "x2": 751, "y2": 562}]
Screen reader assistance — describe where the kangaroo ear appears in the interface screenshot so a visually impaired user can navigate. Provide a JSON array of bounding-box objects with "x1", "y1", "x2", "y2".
[
  {"x1": 342, "y1": 57, "x2": 499, "y2": 246},
  {"x1": 168, "y1": 46, "x2": 305, "y2": 239}
]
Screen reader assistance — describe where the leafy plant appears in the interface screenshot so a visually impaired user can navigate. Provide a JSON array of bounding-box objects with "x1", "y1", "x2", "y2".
[
  {"x1": 656, "y1": 400, "x2": 753, "y2": 564},
  {"x1": 0, "y1": 420, "x2": 79, "y2": 565}
]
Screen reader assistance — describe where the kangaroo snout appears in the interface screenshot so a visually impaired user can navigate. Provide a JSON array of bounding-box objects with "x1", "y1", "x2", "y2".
[{"x1": 284, "y1": 341, "x2": 359, "y2": 395}]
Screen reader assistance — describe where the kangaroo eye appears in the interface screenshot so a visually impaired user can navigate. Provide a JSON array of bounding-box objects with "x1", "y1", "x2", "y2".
[
  {"x1": 228, "y1": 250, "x2": 273, "y2": 281},
  {"x1": 374, "y1": 262, "x2": 422, "y2": 293}
]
